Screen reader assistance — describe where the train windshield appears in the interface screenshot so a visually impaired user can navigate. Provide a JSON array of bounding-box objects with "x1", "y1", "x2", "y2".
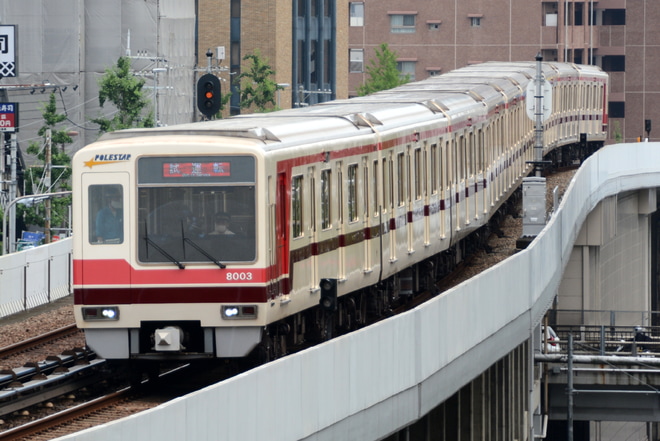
[{"x1": 136, "y1": 156, "x2": 256, "y2": 265}]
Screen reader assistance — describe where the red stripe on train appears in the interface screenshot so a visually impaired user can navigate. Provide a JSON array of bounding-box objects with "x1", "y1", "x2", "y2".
[{"x1": 73, "y1": 259, "x2": 269, "y2": 285}]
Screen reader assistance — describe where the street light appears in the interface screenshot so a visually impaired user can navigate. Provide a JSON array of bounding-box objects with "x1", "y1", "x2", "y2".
[
  {"x1": 276, "y1": 83, "x2": 290, "y2": 109},
  {"x1": 2, "y1": 191, "x2": 71, "y2": 254}
]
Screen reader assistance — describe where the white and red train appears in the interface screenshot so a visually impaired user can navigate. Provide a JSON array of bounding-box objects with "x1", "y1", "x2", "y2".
[{"x1": 72, "y1": 61, "x2": 608, "y2": 362}]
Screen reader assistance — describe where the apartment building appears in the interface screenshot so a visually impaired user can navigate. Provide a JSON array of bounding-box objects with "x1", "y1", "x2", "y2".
[{"x1": 348, "y1": 0, "x2": 659, "y2": 143}]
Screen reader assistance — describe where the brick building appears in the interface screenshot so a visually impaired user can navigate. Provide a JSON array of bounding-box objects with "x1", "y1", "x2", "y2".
[
  {"x1": 347, "y1": 0, "x2": 659, "y2": 143},
  {"x1": 198, "y1": 1, "x2": 656, "y2": 142},
  {"x1": 197, "y1": 0, "x2": 348, "y2": 116}
]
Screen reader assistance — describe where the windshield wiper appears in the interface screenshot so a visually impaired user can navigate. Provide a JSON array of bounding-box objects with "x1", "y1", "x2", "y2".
[
  {"x1": 143, "y1": 222, "x2": 185, "y2": 269},
  {"x1": 182, "y1": 235, "x2": 227, "y2": 269}
]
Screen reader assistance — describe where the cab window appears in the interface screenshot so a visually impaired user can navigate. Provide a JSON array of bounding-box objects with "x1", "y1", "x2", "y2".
[{"x1": 89, "y1": 184, "x2": 124, "y2": 244}]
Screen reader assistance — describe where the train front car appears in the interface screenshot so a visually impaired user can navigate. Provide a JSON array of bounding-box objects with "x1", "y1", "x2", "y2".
[{"x1": 72, "y1": 132, "x2": 265, "y2": 362}]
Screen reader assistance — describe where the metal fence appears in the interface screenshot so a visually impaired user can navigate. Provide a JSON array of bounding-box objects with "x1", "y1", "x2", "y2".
[{"x1": 551, "y1": 323, "x2": 660, "y2": 357}]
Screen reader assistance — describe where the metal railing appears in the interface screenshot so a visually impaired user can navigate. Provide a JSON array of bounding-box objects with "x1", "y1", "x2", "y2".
[{"x1": 549, "y1": 324, "x2": 660, "y2": 357}]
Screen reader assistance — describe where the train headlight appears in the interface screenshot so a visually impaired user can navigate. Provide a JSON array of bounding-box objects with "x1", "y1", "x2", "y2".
[
  {"x1": 82, "y1": 306, "x2": 120, "y2": 321},
  {"x1": 221, "y1": 305, "x2": 258, "y2": 320}
]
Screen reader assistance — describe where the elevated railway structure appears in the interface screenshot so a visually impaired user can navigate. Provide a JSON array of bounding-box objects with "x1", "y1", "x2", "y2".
[{"x1": 2, "y1": 142, "x2": 660, "y2": 440}]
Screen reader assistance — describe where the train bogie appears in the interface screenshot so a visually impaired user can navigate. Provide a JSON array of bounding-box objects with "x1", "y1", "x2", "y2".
[{"x1": 73, "y1": 61, "x2": 608, "y2": 362}]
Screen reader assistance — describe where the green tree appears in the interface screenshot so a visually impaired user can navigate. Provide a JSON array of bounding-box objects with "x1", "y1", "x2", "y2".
[
  {"x1": 21, "y1": 92, "x2": 73, "y2": 229},
  {"x1": 357, "y1": 43, "x2": 410, "y2": 96},
  {"x1": 236, "y1": 50, "x2": 283, "y2": 112},
  {"x1": 92, "y1": 56, "x2": 155, "y2": 133}
]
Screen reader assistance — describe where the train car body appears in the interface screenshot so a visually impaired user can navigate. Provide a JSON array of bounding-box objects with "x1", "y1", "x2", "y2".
[{"x1": 72, "y1": 62, "x2": 608, "y2": 361}]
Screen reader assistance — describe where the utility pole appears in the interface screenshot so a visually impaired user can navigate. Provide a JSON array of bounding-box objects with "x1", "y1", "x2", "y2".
[
  {"x1": 8, "y1": 133, "x2": 16, "y2": 252},
  {"x1": 517, "y1": 54, "x2": 552, "y2": 249},
  {"x1": 44, "y1": 128, "x2": 52, "y2": 244}
]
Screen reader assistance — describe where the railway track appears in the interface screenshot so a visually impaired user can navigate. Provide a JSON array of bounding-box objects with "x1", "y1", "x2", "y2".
[
  {"x1": 0, "y1": 324, "x2": 80, "y2": 360},
  {"x1": 0, "y1": 389, "x2": 130, "y2": 441},
  {"x1": 0, "y1": 361, "x2": 235, "y2": 441},
  {"x1": 0, "y1": 324, "x2": 111, "y2": 438}
]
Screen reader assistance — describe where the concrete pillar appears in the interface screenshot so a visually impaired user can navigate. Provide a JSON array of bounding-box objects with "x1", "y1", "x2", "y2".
[{"x1": 472, "y1": 373, "x2": 486, "y2": 440}]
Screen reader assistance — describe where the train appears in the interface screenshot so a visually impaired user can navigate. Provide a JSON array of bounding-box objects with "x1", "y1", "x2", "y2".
[{"x1": 72, "y1": 61, "x2": 608, "y2": 364}]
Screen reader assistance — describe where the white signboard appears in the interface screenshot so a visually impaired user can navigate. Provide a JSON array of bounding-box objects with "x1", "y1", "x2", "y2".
[
  {"x1": 526, "y1": 79, "x2": 552, "y2": 122},
  {"x1": 0, "y1": 25, "x2": 16, "y2": 77}
]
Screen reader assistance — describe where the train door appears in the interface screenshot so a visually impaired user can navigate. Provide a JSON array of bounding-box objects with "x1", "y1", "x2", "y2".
[
  {"x1": 275, "y1": 173, "x2": 289, "y2": 295},
  {"x1": 423, "y1": 145, "x2": 431, "y2": 246},
  {"x1": 381, "y1": 156, "x2": 392, "y2": 266},
  {"x1": 440, "y1": 139, "x2": 449, "y2": 240},
  {"x1": 410, "y1": 146, "x2": 424, "y2": 252},
  {"x1": 336, "y1": 162, "x2": 346, "y2": 280},
  {"x1": 453, "y1": 135, "x2": 467, "y2": 231},
  {"x1": 392, "y1": 151, "x2": 407, "y2": 262},
  {"x1": 309, "y1": 167, "x2": 318, "y2": 289},
  {"x1": 80, "y1": 172, "x2": 130, "y2": 286},
  {"x1": 267, "y1": 175, "x2": 278, "y2": 299},
  {"x1": 317, "y1": 165, "x2": 339, "y2": 281},
  {"x1": 362, "y1": 158, "x2": 372, "y2": 272},
  {"x1": 290, "y1": 171, "x2": 315, "y2": 294}
]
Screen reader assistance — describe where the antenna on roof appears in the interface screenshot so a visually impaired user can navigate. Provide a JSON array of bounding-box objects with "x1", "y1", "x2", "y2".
[{"x1": 126, "y1": 29, "x2": 131, "y2": 57}]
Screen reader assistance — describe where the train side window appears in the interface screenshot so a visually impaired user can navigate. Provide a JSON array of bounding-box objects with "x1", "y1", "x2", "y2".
[
  {"x1": 397, "y1": 153, "x2": 405, "y2": 207},
  {"x1": 430, "y1": 144, "x2": 438, "y2": 195},
  {"x1": 363, "y1": 164, "x2": 369, "y2": 218},
  {"x1": 321, "y1": 169, "x2": 331, "y2": 230},
  {"x1": 372, "y1": 160, "x2": 379, "y2": 216},
  {"x1": 414, "y1": 148, "x2": 422, "y2": 200},
  {"x1": 383, "y1": 158, "x2": 391, "y2": 212},
  {"x1": 347, "y1": 163, "x2": 359, "y2": 222},
  {"x1": 292, "y1": 175, "x2": 304, "y2": 238},
  {"x1": 89, "y1": 184, "x2": 123, "y2": 245}
]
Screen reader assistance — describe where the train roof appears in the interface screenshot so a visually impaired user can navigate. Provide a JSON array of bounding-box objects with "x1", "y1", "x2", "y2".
[
  {"x1": 96, "y1": 61, "x2": 605, "y2": 150},
  {"x1": 100, "y1": 99, "x2": 444, "y2": 149}
]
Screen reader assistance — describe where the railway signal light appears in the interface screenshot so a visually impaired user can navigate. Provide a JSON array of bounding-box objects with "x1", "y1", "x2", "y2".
[
  {"x1": 319, "y1": 278, "x2": 337, "y2": 311},
  {"x1": 197, "y1": 73, "x2": 222, "y2": 118}
]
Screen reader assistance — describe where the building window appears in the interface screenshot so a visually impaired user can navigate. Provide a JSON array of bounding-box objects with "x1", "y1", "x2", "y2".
[
  {"x1": 602, "y1": 55, "x2": 625, "y2": 72},
  {"x1": 349, "y1": 49, "x2": 364, "y2": 73},
  {"x1": 390, "y1": 14, "x2": 416, "y2": 33},
  {"x1": 470, "y1": 17, "x2": 482, "y2": 27},
  {"x1": 427, "y1": 22, "x2": 441, "y2": 30},
  {"x1": 350, "y1": 2, "x2": 364, "y2": 26},
  {"x1": 608, "y1": 102, "x2": 625, "y2": 119},
  {"x1": 603, "y1": 9, "x2": 625, "y2": 26},
  {"x1": 397, "y1": 60, "x2": 416, "y2": 81}
]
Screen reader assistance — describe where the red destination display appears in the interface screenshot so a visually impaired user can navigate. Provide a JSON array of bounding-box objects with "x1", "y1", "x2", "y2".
[{"x1": 163, "y1": 161, "x2": 231, "y2": 178}]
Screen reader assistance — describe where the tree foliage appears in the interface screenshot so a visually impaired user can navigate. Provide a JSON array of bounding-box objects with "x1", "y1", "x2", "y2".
[
  {"x1": 236, "y1": 50, "x2": 283, "y2": 112},
  {"x1": 357, "y1": 43, "x2": 410, "y2": 96},
  {"x1": 21, "y1": 92, "x2": 73, "y2": 229},
  {"x1": 91, "y1": 56, "x2": 155, "y2": 133}
]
